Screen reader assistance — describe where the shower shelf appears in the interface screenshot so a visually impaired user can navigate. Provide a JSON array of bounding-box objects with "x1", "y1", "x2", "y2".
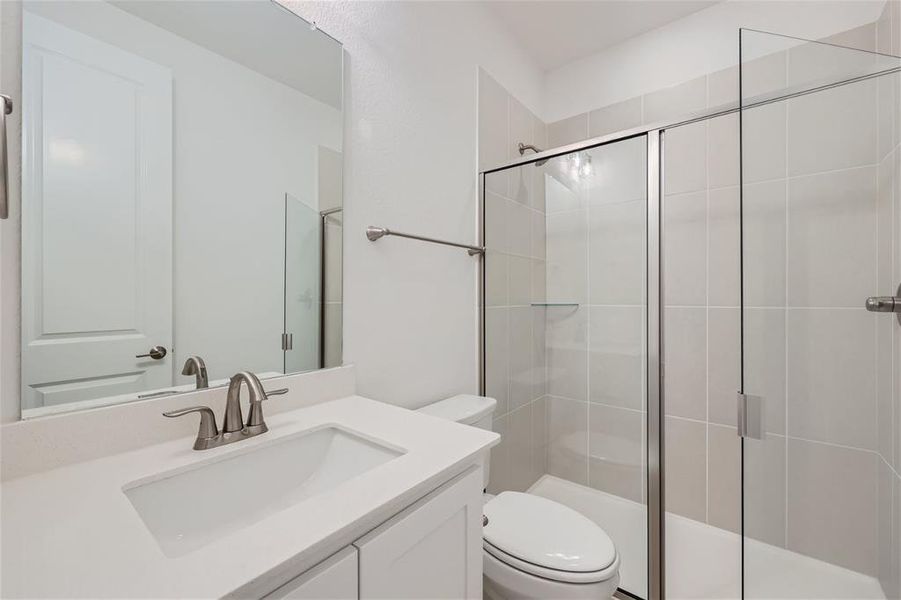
[{"x1": 530, "y1": 302, "x2": 580, "y2": 307}]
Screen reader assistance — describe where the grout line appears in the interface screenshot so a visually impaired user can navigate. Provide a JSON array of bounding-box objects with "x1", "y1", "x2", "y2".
[
  {"x1": 705, "y1": 117, "x2": 711, "y2": 526},
  {"x1": 783, "y1": 62, "x2": 790, "y2": 549}
]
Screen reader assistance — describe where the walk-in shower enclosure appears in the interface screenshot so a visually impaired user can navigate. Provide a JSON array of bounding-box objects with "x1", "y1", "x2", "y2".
[{"x1": 479, "y1": 28, "x2": 901, "y2": 600}]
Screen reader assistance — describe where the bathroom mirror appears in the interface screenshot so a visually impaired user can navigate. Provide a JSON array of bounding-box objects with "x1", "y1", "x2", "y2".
[{"x1": 17, "y1": 0, "x2": 343, "y2": 418}]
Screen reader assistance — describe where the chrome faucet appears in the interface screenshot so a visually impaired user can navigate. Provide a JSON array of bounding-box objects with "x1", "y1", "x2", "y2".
[
  {"x1": 163, "y1": 371, "x2": 288, "y2": 450},
  {"x1": 181, "y1": 356, "x2": 209, "y2": 389}
]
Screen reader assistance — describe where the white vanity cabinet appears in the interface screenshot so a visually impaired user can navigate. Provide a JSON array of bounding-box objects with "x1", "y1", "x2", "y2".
[
  {"x1": 262, "y1": 467, "x2": 483, "y2": 600},
  {"x1": 264, "y1": 547, "x2": 358, "y2": 600},
  {"x1": 355, "y1": 466, "x2": 483, "y2": 599}
]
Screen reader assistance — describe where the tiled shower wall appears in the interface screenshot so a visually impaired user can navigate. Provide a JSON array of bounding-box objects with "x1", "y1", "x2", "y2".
[
  {"x1": 876, "y1": 2, "x2": 901, "y2": 598},
  {"x1": 480, "y1": 4, "x2": 901, "y2": 590},
  {"x1": 479, "y1": 68, "x2": 550, "y2": 495}
]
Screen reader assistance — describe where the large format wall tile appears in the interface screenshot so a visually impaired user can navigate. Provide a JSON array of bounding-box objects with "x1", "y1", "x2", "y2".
[
  {"x1": 877, "y1": 460, "x2": 895, "y2": 597},
  {"x1": 484, "y1": 251, "x2": 508, "y2": 308},
  {"x1": 507, "y1": 199, "x2": 533, "y2": 258},
  {"x1": 742, "y1": 50, "x2": 788, "y2": 103},
  {"x1": 786, "y1": 438, "x2": 878, "y2": 576},
  {"x1": 507, "y1": 255, "x2": 531, "y2": 307},
  {"x1": 509, "y1": 307, "x2": 533, "y2": 411},
  {"x1": 742, "y1": 102, "x2": 787, "y2": 184},
  {"x1": 664, "y1": 307, "x2": 707, "y2": 421},
  {"x1": 743, "y1": 308, "x2": 786, "y2": 435},
  {"x1": 664, "y1": 191, "x2": 707, "y2": 306},
  {"x1": 643, "y1": 76, "x2": 707, "y2": 124},
  {"x1": 707, "y1": 308, "x2": 739, "y2": 427},
  {"x1": 486, "y1": 307, "x2": 509, "y2": 415},
  {"x1": 707, "y1": 113, "x2": 739, "y2": 189},
  {"x1": 547, "y1": 395, "x2": 589, "y2": 485},
  {"x1": 484, "y1": 191, "x2": 509, "y2": 254},
  {"x1": 664, "y1": 121, "x2": 708, "y2": 196},
  {"x1": 743, "y1": 434, "x2": 787, "y2": 547},
  {"x1": 507, "y1": 403, "x2": 535, "y2": 492},
  {"x1": 547, "y1": 209, "x2": 588, "y2": 303},
  {"x1": 787, "y1": 166, "x2": 877, "y2": 308},
  {"x1": 589, "y1": 97, "x2": 642, "y2": 139},
  {"x1": 532, "y1": 309, "x2": 547, "y2": 401},
  {"x1": 589, "y1": 199, "x2": 645, "y2": 305},
  {"x1": 548, "y1": 113, "x2": 589, "y2": 148},
  {"x1": 665, "y1": 416, "x2": 707, "y2": 523},
  {"x1": 545, "y1": 171, "x2": 584, "y2": 214},
  {"x1": 707, "y1": 423, "x2": 740, "y2": 533},
  {"x1": 587, "y1": 138, "x2": 647, "y2": 205},
  {"x1": 589, "y1": 306, "x2": 643, "y2": 411},
  {"x1": 588, "y1": 403, "x2": 643, "y2": 502},
  {"x1": 787, "y1": 308, "x2": 876, "y2": 449},
  {"x1": 546, "y1": 307, "x2": 588, "y2": 401},
  {"x1": 532, "y1": 396, "x2": 549, "y2": 477},
  {"x1": 707, "y1": 186, "x2": 739, "y2": 307},
  {"x1": 743, "y1": 180, "x2": 786, "y2": 308},
  {"x1": 787, "y1": 79, "x2": 877, "y2": 177},
  {"x1": 488, "y1": 413, "x2": 512, "y2": 495}
]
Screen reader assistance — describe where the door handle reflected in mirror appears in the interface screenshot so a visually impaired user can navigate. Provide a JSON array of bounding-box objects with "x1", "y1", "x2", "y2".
[{"x1": 136, "y1": 346, "x2": 167, "y2": 360}]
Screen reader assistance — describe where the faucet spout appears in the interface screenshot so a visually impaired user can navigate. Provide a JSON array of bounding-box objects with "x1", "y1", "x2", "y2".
[
  {"x1": 181, "y1": 356, "x2": 209, "y2": 389},
  {"x1": 223, "y1": 371, "x2": 266, "y2": 433}
]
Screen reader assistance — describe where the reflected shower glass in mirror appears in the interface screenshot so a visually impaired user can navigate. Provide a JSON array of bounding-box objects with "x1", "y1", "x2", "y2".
[{"x1": 18, "y1": 0, "x2": 343, "y2": 418}]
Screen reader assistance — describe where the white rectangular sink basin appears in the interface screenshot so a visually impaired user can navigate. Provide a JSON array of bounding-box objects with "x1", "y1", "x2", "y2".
[{"x1": 124, "y1": 425, "x2": 404, "y2": 557}]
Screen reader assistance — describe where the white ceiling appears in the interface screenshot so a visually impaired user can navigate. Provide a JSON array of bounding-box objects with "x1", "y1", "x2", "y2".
[{"x1": 482, "y1": 0, "x2": 721, "y2": 71}]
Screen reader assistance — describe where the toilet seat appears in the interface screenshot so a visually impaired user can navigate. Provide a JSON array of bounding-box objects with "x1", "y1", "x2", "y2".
[{"x1": 482, "y1": 492, "x2": 619, "y2": 584}]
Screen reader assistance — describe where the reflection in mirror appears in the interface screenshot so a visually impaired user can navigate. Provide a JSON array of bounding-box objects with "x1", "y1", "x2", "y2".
[{"x1": 18, "y1": 0, "x2": 343, "y2": 418}]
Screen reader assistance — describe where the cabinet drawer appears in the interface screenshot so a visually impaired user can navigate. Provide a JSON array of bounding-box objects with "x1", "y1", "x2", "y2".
[{"x1": 263, "y1": 546, "x2": 358, "y2": 600}]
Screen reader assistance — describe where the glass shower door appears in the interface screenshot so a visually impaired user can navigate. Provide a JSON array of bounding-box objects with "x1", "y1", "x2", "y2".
[
  {"x1": 739, "y1": 29, "x2": 901, "y2": 600},
  {"x1": 284, "y1": 193, "x2": 321, "y2": 374}
]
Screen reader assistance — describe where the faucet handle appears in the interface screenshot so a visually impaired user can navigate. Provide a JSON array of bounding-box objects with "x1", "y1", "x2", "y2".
[
  {"x1": 163, "y1": 406, "x2": 219, "y2": 449},
  {"x1": 265, "y1": 388, "x2": 288, "y2": 396}
]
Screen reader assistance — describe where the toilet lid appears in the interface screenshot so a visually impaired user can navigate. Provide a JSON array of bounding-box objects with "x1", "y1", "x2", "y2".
[{"x1": 482, "y1": 492, "x2": 616, "y2": 574}]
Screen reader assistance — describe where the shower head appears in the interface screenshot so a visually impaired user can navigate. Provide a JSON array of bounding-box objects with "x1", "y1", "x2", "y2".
[
  {"x1": 366, "y1": 226, "x2": 389, "y2": 241},
  {"x1": 518, "y1": 142, "x2": 548, "y2": 166}
]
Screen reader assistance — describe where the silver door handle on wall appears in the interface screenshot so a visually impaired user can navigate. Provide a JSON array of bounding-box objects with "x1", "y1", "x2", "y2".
[
  {"x1": 136, "y1": 346, "x2": 167, "y2": 360},
  {"x1": 1, "y1": 94, "x2": 12, "y2": 220}
]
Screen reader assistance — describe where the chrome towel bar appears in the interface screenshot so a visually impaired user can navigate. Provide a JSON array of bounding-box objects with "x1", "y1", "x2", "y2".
[{"x1": 366, "y1": 226, "x2": 484, "y2": 256}]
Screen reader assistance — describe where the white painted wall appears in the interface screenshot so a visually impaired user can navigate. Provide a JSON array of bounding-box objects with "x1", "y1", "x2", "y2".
[
  {"x1": 544, "y1": 0, "x2": 886, "y2": 122},
  {"x1": 282, "y1": 1, "x2": 545, "y2": 408}
]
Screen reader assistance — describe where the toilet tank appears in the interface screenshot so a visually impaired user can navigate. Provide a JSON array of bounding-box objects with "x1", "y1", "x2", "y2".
[{"x1": 418, "y1": 394, "x2": 497, "y2": 488}]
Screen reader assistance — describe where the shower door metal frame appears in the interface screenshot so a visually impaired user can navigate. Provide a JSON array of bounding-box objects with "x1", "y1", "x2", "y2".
[{"x1": 479, "y1": 128, "x2": 665, "y2": 600}]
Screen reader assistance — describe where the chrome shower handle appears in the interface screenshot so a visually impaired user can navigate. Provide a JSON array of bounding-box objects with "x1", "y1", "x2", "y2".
[{"x1": 1, "y1": 94, "x2": 12, "y2": 220}]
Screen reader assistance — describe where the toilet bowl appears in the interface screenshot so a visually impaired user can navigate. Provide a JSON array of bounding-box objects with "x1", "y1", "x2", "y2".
[{"x1": 418, "y1": 395, "x2": 621, "y2": 599}]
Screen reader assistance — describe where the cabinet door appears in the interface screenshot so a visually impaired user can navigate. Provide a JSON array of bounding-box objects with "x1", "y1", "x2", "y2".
[
  {"x1": 264, "y1": 546, "x2": 357, "y2": 600},
  {"x1": 355, "y1": 467, "x2": 483, "y2": 600}
]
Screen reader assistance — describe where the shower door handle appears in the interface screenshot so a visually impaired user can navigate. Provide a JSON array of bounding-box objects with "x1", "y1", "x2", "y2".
[
  {"x1": 737, "y1": 392, "x2": 763, "y2": 440},
  {"x1": 0, "y1": 94, "x2": 12, "y2": 219}
]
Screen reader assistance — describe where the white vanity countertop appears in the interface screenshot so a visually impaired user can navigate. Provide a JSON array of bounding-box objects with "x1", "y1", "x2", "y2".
[{"x1": 0, "y1": 395, "x2": 499, "y2": 599}]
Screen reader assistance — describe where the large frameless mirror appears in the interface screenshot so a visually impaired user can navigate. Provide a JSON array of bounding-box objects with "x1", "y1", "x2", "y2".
[{"x1": 16, "y1": 0, "x2": 343, "y2": 418}]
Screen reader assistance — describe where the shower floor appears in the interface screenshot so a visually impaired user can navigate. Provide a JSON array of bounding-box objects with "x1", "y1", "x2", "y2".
[{"x1": 528, "y1": 475, "x2": 885, "y2": 600}]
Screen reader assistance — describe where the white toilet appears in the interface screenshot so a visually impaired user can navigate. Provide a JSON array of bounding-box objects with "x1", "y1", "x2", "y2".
[{"x1": 418, "y1": 395, "x2": 620, "y2": 599}]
